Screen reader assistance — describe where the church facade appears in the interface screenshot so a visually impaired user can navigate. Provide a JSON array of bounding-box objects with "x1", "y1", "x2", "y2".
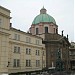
[{"x1": 30, "y1": 7, "x2": 70, "y2": 71}]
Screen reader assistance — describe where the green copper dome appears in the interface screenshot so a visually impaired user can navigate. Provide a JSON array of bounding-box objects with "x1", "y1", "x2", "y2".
[{"x1": 32, "y1": 7, "x2": 56, "y2": 24}]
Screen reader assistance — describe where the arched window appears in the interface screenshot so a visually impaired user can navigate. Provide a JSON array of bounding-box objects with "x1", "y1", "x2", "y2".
[{"x1": 45, "y1": 27, "x2": 48, "y2": 33}]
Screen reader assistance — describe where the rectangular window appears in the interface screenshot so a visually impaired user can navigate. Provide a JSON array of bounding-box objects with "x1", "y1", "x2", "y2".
[
  {"x1": 13, "y1": 59, "x2": 16, "y2": 67},
  {"x1": 38, "y1": 50, "x2": 40, "y2": 55},
  {"x1": 0, "y1": 19, "x2": 1, "y2": 26},
  {"x1": 36, "y1": 50, "x2": 37, "y2": 55},
  {"x1": 29, "y1": 49, "x2": 31, "y2": 54},
  {"x1": 26, "y1": 48, "x2": 31, "y2": 55},
  {"x1": 18, "y1": 47, "x2": 20, "y2": 53},
  {"x1": 26, "y1": 37, "x2": 31, "y2": 43},
  {"x1": 36, "y1": 40, "x2": 39, "y2": 45},
  {"x1": 18, "y1": 35, "x2": 20, "y2": 40},
  {"x1": 14, "y1": 46, "x2": 17, "y2": 53},
  {"x1": 29, "y1": 38, "x2": 31, "y2": 43},
  {"x1": 54, "y1": 28, "x2": 55, "y2": 33},
  {"x1": 26, "y1": 60, "x2": 31, "y2": 67},
  {"x1": 43, "y1": 51, "x2": 45, "y2": 56},
  {"x1": 14, "y1": 34, "x2": 20, "y2": 40},
  {"x1": 36, "y1": 50, "x2": 40, "y2": 55},
  {"x1": 43, "y1": 60, "x2": 45, "y2": 67},
  {"x1": 14, "y1": 34, "x2": 17, "y2": 40},
  {"x1": 45, "y1": 27, "x2": 48, "y2": 33},
  {"x1": 14, "y1": 46, "x2": 20, "y2": 53},
  {"x1": 26, "y1": 60, "x2": 28, "y2": 67},
  {"x1": 36, "y1": 28, "x2": 38, "y2": 35},
  {"x1": 26, "y1": 48, "x2": 28, "y2": 54},
  {"x1": 29, "y1": 60, "x2": 31, "y2": 67},
  {"x1": 13, "y1": 59, "x2": 20, "y2": 67},
  {"x1": 36, "y1": 60, "x2": 40, "y2": 67},
  {"x1": 17, "y1": 59, "x2": 20, "y2": 67}
]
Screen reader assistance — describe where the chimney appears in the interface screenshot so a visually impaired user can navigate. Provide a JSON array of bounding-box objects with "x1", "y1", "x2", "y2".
[
  {"x1": 10, "y1": 23, "x2": 12, "y2": 28},
  {"x1": 67, "y1": 34, "x2": 68, "y2": 40},
  {"x1": 62, "y1": 30, "x2": 64, "y2": 36}
]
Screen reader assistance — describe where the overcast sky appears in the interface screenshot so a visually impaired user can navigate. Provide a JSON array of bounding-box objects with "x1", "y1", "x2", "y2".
[{"x1": 0, "y1": 0, "x2": 74, "y2": 42}]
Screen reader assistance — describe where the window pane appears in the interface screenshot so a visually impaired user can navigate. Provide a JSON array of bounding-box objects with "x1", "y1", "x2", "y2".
[
  {"x1": 43, "y1": 51, "x2": 45, "y2": 56},
  {"x1": 13, "y1": 59, "x2": 16, "y2": 67},
  {"x1": 17, "y1": 59, "x2": 20, "y2": 67},
  {"x1": 14, "y1": 46, "x2": 17, "y2": 53},
  {"x1": 45, "y1": 27, "x2": 48, "y2": 33},
  {"x1": 14, "y1": 34, "x2": 17, "y2": 40},
  {"x1": 36, "y1": 50, "x2": 37, "y2": 55},
  {"x1": 36, "y1": 60, "x2": 37, "y2": 67},
  {"x1": 26, "y1": 60, "x2": 28, "y2": 66},
  {"x1": 29, "y1": 49, "x2": 31, "y2": 54},
  {"x1": 38, "y1": 60, "x2": 40, "y2": 66},
  {"x1": 38, "y1": 50, "x2": 40, "y2": 55},
  {"x1": 18, "y1": 47, "x2": 20, "y2": 53},
  {"x1": 26, "y1": 48, "x2": 28, "y2": 54},
  {"x1": 18, "y1": 35, "x2": 20, "y2": 40},
  {"x1": 29, "y1": 60, "x2": 31, "y2": 67},
  {"x1": 36, "y1": 28, "x2": 38, "y2": 35},
  {"x1": 0, "y1": 19, "x2": 1, "y2": 26}
]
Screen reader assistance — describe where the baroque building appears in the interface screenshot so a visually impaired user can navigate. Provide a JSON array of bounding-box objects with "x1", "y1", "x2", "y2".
[
  {"x1": 0, "y1": 6, "x2": 46, "y2": 74},
  {"x1": 69, "y1": 42, "x2": 75, "y2": 70},
  {"x1": 30, "y1": 7, "x2": 70, "y2": 71},
  {"x1": 0, "y1": 5, "x2": 71, "y2": 74}
]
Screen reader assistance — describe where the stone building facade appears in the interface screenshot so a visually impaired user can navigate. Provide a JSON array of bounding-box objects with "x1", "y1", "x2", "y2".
[
  {"x1": 30, "y1": 7, "x2": 70, "y2": 70},
  {"x1": 0, "y1": 5, "x2": 71, "y2": 74},
  {"x1": 69, "y1": 42, "x2": 75, "y2": 70},
  {"x1": 0, "y1": 6, "x2": 46, "y2": 74}
]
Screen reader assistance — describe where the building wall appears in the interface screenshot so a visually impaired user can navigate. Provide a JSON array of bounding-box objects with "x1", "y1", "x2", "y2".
[
  {"x1": 0, "y1": 32, "x2": 9, "y2": 74},
  {"x1": 0, "y1": 6, "x2": 11, "y2": 29},
  {"x1": 43, "y1": 33, "x2": 70, "y2": 70},
  {"x1": 0, "y1": 6, "x2": 11, "y2": 74},
  {"x1": 0, "y1": 6, "x2": 46, "y2": 74},
  {"x1": 30, "y1": 22, "x2": 58, "y2": 36},
  {"x1": 69, "y1": 42, "x2": 75, "y2": 70},
  {"x1": 8, "y1": 29, "x2": 46, "y2": 73}
]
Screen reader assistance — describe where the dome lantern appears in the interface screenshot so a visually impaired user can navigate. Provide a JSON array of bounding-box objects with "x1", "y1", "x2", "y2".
[{"x1": 40, "y1": 6, "x2": 47, "y2": 14}]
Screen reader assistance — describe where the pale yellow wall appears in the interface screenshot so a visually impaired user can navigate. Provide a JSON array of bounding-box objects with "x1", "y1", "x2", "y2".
[
  {"x1": 8, "y1": 29, "x2": 46, "y2": 73},
  {"x1": 0, "y1": 6, "x2": 10, "y2": 29},
  {"x1": 0, "y1": 6, "x2": 10, "y2": 74},
  {"x1": 0, "y1": 6, "x2": 46, "y2": 74},
  {"x1": 0, "y1": 33, "x2": 10, "y2": 74}
]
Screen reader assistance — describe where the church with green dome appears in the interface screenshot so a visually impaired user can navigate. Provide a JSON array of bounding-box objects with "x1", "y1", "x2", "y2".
[
  {"x1": 30, "y1": 7, "x2": 58, "y2": 35},
  {"x1": 29, "y1": 7, "x2": 70, "y2": 71}
]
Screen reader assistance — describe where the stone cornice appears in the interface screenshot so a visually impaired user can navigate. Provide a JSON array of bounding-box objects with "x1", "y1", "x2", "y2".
[
  {"x1": 0, "y1": 12, "x2": 11, "y2": 19},
  {"x1": 0, "y1": 31, "x2": 10, "y2": 35},
  {"x1": 0, "y1": 6, "x2": 10, "y2": 12}
]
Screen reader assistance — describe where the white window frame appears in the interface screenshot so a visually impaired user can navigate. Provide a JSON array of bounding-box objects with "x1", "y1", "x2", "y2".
[
  {"x1": 13, "y1": 59, "x2": 20, "y2": 67},
  {"x1": 26, "y1": 60, "x2": 31, "y2": 67}
]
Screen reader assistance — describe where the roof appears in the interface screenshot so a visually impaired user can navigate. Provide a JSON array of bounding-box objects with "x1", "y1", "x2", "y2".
[{"x1": 32, "y1": 7, "x2": 56, "y2": 24}]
